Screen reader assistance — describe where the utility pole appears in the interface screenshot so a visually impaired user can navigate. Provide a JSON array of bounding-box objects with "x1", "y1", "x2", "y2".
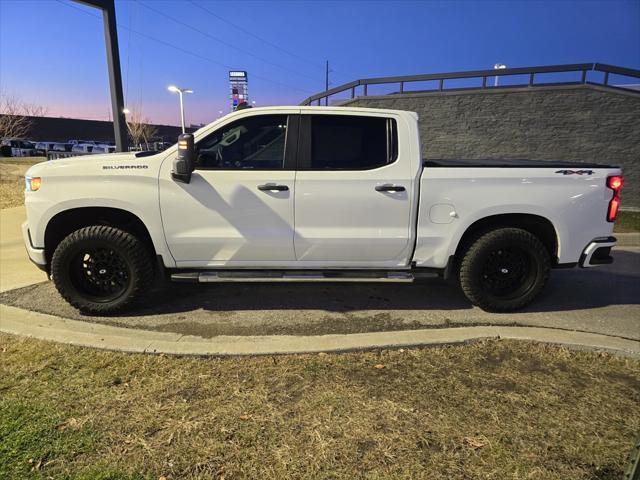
[{"x1": 325, "y1": 60, "x2": 329, "y2": 106}]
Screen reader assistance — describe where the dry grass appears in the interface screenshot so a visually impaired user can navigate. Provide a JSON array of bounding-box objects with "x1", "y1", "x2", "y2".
[
  {"x1": 616, "y1": 211, "x2": 640, "y2": 233},
  {"x1": 0, "y1": 334, "x2": 638, "y2": 479},
  {"x1": 0, "y1": 157, "x2": 43, "y2": 209}
]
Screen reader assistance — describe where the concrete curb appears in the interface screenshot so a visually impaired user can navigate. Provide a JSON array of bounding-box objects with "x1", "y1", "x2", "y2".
[
  {"x1": 1, "y1": 304, "x2": 638, "y2": 358},
  {"x1": 617, "y1": 233, "x2": 640, "y2": 247}
]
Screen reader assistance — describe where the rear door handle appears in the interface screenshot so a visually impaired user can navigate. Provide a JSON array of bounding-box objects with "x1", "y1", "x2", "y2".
[
  {"x1": 375, "y1": 184, "x2": 406, "y2": 192},
  {"x1": 258, "y1": 183, "x2": 289, "y2": 192}
]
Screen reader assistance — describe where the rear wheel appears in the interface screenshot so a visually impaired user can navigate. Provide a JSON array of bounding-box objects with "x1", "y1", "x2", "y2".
[
  {"x1": 51, "y1": 226, "x2": 154, "y2": 315},
  {"x1": 458, "y1": 228, "x2": 550, "y2": 312}
]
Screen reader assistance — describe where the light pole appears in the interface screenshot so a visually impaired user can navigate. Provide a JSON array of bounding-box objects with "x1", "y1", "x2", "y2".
[
  {"x1": 167, "y1": 85, "x2": 193, "y2": 133},
  {"x1": 494, "y1": 64, "x2": 506, "y2": 87}
]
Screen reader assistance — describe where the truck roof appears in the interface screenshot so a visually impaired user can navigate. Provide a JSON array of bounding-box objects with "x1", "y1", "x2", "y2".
[{"x1": 229, "y1": 105, "x2": 418, "y2": 118}]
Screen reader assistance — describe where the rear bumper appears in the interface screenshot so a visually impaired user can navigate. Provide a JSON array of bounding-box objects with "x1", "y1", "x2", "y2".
[
  {"x1": 21, "y1": 221, "x2": 47, "y2": 271},
  {"x1": 579, "y1": 236, "x2": 616, "y2": 268}
]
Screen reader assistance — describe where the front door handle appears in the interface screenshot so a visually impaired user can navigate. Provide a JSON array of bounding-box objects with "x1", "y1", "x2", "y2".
[
  {"x1": 258, "y1": 183, "x2": 289, "y2": 192},
  {"x1": 375, "y1": 184, "x2": 406, "y2": 192}
]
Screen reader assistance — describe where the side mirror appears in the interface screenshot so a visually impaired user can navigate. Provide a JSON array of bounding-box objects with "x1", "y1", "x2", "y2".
[{"x1": 172, "y1": 133, "x2": 195, "y2": 183}]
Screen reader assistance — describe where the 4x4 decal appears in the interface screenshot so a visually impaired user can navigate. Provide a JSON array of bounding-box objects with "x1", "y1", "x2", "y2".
[{"x1": 555, "y1": 169, "x2": 595, "y2": 175}]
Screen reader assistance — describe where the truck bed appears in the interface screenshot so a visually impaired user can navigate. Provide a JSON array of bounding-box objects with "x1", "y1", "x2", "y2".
[{"x1": 423, "y1": 159, "x2": 618, "y2": 168}]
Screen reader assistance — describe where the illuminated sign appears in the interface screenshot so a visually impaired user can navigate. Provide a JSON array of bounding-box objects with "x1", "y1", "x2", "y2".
[{"x1": 229, "y1": 71, "x2": 249, "y2": 110}]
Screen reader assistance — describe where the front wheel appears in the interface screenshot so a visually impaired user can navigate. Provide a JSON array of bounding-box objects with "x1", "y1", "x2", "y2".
[
  {"x1": 51, "y1": 226, "x2": 154, "y2": 315},
  {"x1": 458, "y1": 228, "x2": 551, "y2": 312}
]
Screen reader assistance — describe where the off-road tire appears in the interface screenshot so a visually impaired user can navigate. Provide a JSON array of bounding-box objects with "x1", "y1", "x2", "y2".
[
  {"x1": 51, "y1": 226, "x2": 154, "y2": 315},
  {"x1": 459, "y1": 228, "x2": 550, "y2": 312}
]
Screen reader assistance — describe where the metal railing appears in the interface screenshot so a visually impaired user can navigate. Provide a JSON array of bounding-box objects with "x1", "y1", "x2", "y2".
[{"x1": 300, "y1": 63, "x2": 640, "y2": 106}]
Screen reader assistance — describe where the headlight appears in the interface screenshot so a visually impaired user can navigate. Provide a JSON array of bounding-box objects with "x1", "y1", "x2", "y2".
[{"x1": 25, "y1": 176, "x2": 41, "y2": 192}]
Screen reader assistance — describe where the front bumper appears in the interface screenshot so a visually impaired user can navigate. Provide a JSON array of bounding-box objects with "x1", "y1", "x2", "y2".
[
  {"x1": 21, "y1": 221, "x2": 47, "y2": 271},
  {"x1": 579, "y1": 236, "x2": 616, "y2": 268}
]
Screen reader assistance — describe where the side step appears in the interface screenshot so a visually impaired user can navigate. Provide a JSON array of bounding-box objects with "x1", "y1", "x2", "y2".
[{"x1": 171, "y1": 271, "x2": 415, "y2": 283}]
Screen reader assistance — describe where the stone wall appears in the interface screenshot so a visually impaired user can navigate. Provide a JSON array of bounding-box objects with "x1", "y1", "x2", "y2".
[{"x1": 340, "y1": 84, "x2": 640, "y2": 207}]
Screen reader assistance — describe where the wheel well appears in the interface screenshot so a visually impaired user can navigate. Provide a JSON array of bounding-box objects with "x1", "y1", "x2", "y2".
[
  {"x1": 44, "y1": 207, "x2": 156, "y2": 267},
  {"x1": 455, "y1": 214, "x2": 558, "y2": 263}
]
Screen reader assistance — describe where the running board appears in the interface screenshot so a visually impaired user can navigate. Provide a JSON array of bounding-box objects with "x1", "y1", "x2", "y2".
[{"x1": 171, "y1": 271, "x2": 415, "y2": 283}]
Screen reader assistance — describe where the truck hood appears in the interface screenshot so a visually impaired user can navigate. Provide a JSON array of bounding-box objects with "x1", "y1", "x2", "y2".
[{"x1": 25, "y1": 151, "x2": 159, "y2": 178}]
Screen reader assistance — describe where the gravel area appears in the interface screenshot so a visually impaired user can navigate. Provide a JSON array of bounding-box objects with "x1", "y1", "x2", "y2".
[{"x1": 2, "y1": 248, "x2": 639, "y2": 340}]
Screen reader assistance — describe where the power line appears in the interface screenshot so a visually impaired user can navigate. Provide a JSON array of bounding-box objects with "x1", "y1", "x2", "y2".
[
  {"x1": 189, "y1": 0, "x2": 324, "y2": 71},
  {"x1": 135, "y1": 0, "x2": 321, "y2": 84},
  {"x1": 189, "y1": 0, "x2": 356, "y2": 83},
  {"x1": 53, "y1": 0, "x2": 314, "y2": 95}
]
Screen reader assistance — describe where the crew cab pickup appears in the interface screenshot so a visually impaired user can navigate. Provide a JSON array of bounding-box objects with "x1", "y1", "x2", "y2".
[{"x1": 22, "y1": 106, "x2": 624, "y2": 314}]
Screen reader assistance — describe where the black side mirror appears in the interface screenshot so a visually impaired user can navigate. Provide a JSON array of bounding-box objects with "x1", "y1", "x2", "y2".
[{"x1": 172, "y1": 133, "x2": 195, "y2": 183}]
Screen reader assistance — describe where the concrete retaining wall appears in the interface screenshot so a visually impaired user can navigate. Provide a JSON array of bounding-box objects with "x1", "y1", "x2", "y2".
[{"x1": 340, "y1": 84, "x2": 640, "y2": 207}]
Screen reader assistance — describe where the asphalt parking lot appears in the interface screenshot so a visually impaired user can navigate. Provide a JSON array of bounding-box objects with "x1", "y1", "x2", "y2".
[{"x1": 2, "y1": 247, "x2": 638, "y2": 341}]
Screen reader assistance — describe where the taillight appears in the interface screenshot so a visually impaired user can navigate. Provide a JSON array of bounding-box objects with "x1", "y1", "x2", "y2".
[{"x1": 606, "y1": 175, "x2": 623, "y2": 222}]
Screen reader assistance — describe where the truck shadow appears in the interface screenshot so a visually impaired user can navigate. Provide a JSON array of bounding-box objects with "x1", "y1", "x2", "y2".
[
  {"x1": 522, "y1": 249, "x2": 640, "y2": 313},
  {"x1": 125, "y1": 250, "x2": 639, "y2": 316}
]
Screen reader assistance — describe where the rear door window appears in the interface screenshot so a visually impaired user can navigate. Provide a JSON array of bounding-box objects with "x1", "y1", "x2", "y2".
[{"x1": 308, "y1": 115, "x2": 397, "y2": 170}]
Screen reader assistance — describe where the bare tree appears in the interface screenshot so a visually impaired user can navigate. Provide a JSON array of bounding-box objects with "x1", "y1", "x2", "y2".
[
  {"x1": 0, "y1": 93, "x2": 47, "y2": 139},
  {"x1": 126, "y1": 107, "x2": 158, "y2": 150}
]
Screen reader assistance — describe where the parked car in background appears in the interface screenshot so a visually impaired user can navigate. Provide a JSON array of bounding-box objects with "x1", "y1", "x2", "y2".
[
  {"x1": 71, "y1": 143, "x2": 94, "y2": 154},
  {"x1": 153, "y1": 141, "x2": 173, "y2": 151},
  {"x1": 51, "y1": 143, "x2": 72, "y2": 152},
  {"x1": 0, "y1": 138, "x2": 42, "y2": 157},
  {"x1": 129, "y1": 141, "x2": 173, "y2": 153},
  {"x1": 66, "y1": 140, "x2": 115, "y2": 154},
  {"x1": 35, "y1": 141, "x2": 57, "y2": 152},
  {"x1": 91, "y1": 144, "x2": 116, "y2": 154},
  {"x1": 0, "y1": 138, "x2": 11, "y2": 156},
  {"x1": 68, "y1": 140, "x2": 101, "y2": 146}
]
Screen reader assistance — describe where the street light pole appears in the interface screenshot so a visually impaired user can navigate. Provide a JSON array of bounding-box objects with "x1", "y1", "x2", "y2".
[
  {"x1": 325, "y1": 60, "x2": 331, "y2": 106},
  {"x1": 168, "y1": 85, "x2": 193, "y2": 133},
  {"x1": 178, "y1": 91, "x2": 185, "y2": 134},
  {"x1": 494, "y1": 63, "x2": 507, "y2": 87}
]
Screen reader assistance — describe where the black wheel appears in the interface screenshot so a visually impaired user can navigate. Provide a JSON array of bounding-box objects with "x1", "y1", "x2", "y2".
[
  {"x1": 459, "y1": 228, "x2": 550, "y2": 312},
  {"x1": 51, "y1": 226, "x2": 154, "y2": 315}
]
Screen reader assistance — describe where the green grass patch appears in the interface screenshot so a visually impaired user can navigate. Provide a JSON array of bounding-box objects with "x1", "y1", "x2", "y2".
[
  {"x1": 1, "y1": 334, "x2": 639, "y2": 479},
  {"x1": 615, "y1": 210, "x2": 640, "y2": 233},
  {"x1": 0, "y1": 399, "x2": 95, "y2": 479}
]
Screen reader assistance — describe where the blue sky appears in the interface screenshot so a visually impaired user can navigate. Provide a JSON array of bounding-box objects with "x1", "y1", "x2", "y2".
[{"x1": 1, "y1": 0, "x2": 638, "y2": 126}]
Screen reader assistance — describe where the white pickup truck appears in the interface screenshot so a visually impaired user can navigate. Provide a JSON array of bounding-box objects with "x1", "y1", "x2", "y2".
[{"x1": 22, "y1": 106, "x2": 624, "y2": 314}]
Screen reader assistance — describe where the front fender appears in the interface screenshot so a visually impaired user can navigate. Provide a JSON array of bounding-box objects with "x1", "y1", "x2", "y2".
[{"x1": 26, "y1": 181, "x2": 176, "y2": 268}]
